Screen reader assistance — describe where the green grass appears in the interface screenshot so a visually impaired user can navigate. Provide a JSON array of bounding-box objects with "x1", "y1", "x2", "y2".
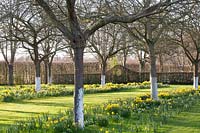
[
  {"x1": 160, "y1": 102, "x2": 200, "y2": 133},
  {"x1": 0, "y1": 84, "x2": 193, "y2": 130},
  {"x1": 0, "y1": 89, "x2": 144, "y2": 126}
]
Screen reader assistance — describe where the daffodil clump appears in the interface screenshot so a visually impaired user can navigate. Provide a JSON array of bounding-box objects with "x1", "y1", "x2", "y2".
[
  {"x1": 0, "y1": 85, "x2": 74, "y2": 102},
  {"x1": 105, "y1": 103, "x2": 120, "y2": 114},
  {"x1": 84, "y1": 81, "x2": 169, "y2": 93},
  {"x1": 0, "y1": 81, "x2": 169, "y2": 102}
]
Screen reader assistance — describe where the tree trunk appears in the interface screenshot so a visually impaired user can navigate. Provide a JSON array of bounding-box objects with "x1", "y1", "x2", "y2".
[
  {"x1": 139, "y1": 61, "x2": 145, "y2": 82},
  {"x1": 159, "y1": 54, "x2": 164, "y2": 72},
  {"x1": 101, "y1": 61, "x2": 107, "y2": 86},
  {"x1": 73, "y1": 47, "x2": 84, "y2": 128},
  {"x1": 149, "y1": 44, "x2": 158, "y2": 100},
  {"x1": 123, "y1": 51, "x2": 127, "y2": 68},
  {"x1": 8, "y1": 64, "x2": 14, "y2": 85},
  {"x1": 123, "y1": 53, "x2": 127, "y2": 82},
  {"x1": 48, "y1": 63, "x2": 52, "y2": 85},
  {"x1": 193, "y1": 62, "x2": 198, "y2": 90},
  {"x1": 35, "y1": 61, "x2": 41, "y2": 92},
  {"x1": 139, "y1": 61, "x2": 146, "y2": 72},
  {"x1": 44, "y1": 62, "x2": 48, "y2": 84}
]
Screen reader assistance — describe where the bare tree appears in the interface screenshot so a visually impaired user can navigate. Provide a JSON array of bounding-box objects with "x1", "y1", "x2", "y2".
[
  {"x1": 88, "y1": 24, "x2": 128, "y2": 86},
  {"x1": 169, "y1": 27, "x2": 200, "y2": 89},
  {"x1": 123, "y1": 14, "x2": 166, "y2": 100},
  {"x1": 42, "y1": 29, "x2": 65, "y2": 85},
  {"x1": 120, "y1": 0, "x2": 194, "y2": 100},
  {"x1": 0, "y1": 0, "x2": 20, "y2": 85},
  {"x1": 11, "y1": 3, "x2": 56, "y2": 91},
  {"x1": 120, "y1": 23, "x2": 149, "y2": 73},
  {"x1": 163, "y1": 2, "x2": 200, "y2": 89},
  {"x1": 116, "y1": 31, "x2": 133, "y2": 68},
  {"x1": 33, "y1": 0, "x2": 193, "y2": 127}
]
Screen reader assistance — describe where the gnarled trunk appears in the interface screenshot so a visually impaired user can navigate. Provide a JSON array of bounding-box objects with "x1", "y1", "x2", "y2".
[
  {"x1": 193, "y1": 63, "x2": 198, "y2": 90},
  {"x1": 149, "y1": 44, "x2": 158, "y2": 100},
  {"x1": 73, "y1": 46, "x2": 84, "y2": 128},
  {"x1": 8, "y1": 64, "x2": 14, "y2": 85},
  {"x1": 35, "y1": 61, "x2": 41, "y2": 92}
]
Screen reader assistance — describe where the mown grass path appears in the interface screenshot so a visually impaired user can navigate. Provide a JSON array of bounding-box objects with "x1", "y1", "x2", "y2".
[{"x1": 161, "y1": 101, "x2": 200, "y2": 133}]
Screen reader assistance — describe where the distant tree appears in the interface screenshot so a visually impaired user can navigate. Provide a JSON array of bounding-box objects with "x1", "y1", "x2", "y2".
[
  {"x1": 123, "y1": 13, "x2": 167, "y2": 100},
  {"x1": 117, "y1": 32, "x2": 133, "y2": 68},
  {"x1": 121, "y1": 0, "x2": 194, "y2": 100},
  {"x1": 137, "y1": 50, "x2": 148, "y2": 72},
  {"x1": 169, "y1": 15, "x2": 200, "y2": 89},
  {"x1": 0, "y1": 0, "x2": 20, "y2": 85},
  {"x1": 42, "y1": 29, "x2": 65, "y2": 85},
  {"x1": 162, "y1": 1, "x2": 200, "y2": 89},
  {"x1": 11, "y1": 3, "x2": 56, "y2": 91},
  {"x1": 88, "y1": 24, "x2": 128, "y2": 86}
]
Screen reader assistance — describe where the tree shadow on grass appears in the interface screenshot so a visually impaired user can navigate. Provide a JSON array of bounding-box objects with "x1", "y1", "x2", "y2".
[
  {"x1": 166, "y1": 117, "x2": 200, "y2": 129},
  {"x1": 0, "y1": 123, "x2": 12, "y2": 130},
  {"x1": 0, "y1": 109, "x2": 42, "y2": 115},
  {"x1": 161, "y1": 103, "x2": 200, "y2": 133},
  {"x1": 0, "y1": 117, "x2": 23, "y2": 130},
  {"x1": 17, "y1": 101, "x2": 71, "y2": 107}
]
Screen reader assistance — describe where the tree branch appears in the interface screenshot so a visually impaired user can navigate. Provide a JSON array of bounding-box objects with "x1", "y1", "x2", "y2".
[{"x1": 34, "y1": 0, "x2": 72, "y2": 40}]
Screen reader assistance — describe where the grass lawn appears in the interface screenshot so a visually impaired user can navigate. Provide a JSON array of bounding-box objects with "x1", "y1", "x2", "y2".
[
  {"x1": 160, "y1": 102, "x2": 200, "y2": 133},
  {"x1": 0, "y1": 89, "x2": 146, "y2": 126},
  {"x1": 0, "y1": 84, "x2": 194, "y2": 131}
]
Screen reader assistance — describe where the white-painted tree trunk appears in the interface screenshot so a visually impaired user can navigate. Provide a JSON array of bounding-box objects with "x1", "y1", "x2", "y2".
[
  {"x1": 48, "y1": 76, "x2": 52, "y2": 85},
  {"x1": 35, "y1": 77, "x2": 41, "y2": 92},
  {"x1": 150, "y1": 77, "x2": 158, "y2": 100},
  {"x1": 76, "y1": 88, "x2": 84, "y2": 127},
  {"x1": 101, "y1": 75, "x2": 106, "y2": 86},
  {"x1": 193, "y1": 77, "x2": 198, "y2": 90},
  {"x1": 73, "y1": 47, "x2": 84, "y2": 128}
]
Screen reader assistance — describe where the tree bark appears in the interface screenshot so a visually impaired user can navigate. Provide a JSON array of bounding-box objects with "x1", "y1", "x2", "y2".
[
  {"x1": 159, "y1": 54, "x2": 164, "y2": 72},
  {"x1": 139, "y1": 61, "x2": 146, "y2": 72},
  {"x1": 73, "y1": 46, "x2": 84, "y2": 128},
  {"x1": 8, "y1": 64, "x2": 14, "y2": 85},
  {"x1": 48, "y1": 63, "x2": 52, "y2": 85},
  {"x1": 101, "y1": 61, "x2": 107, "y2": 86},
  {"x1": 139, "y1": 61, "x2": 145, "y2": 82},
  {"x1": 44, "y1": 61, "x2": 48, "y2": 84},
  {"x1": 123, "y1": 50, "x2": 127, "y2": 68},
  {"x1": 35, "y1": 61, "x2": 41, "y2": 92},
  {"x1": 193, "y1": 62, "x2": 198, "y2": 90},
  {"x1": 123, "y1": 52, "x2": 127, "y2": 82},
  {"x1": 149, "y1": 44, "x2": 158, "y2": 100}
]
